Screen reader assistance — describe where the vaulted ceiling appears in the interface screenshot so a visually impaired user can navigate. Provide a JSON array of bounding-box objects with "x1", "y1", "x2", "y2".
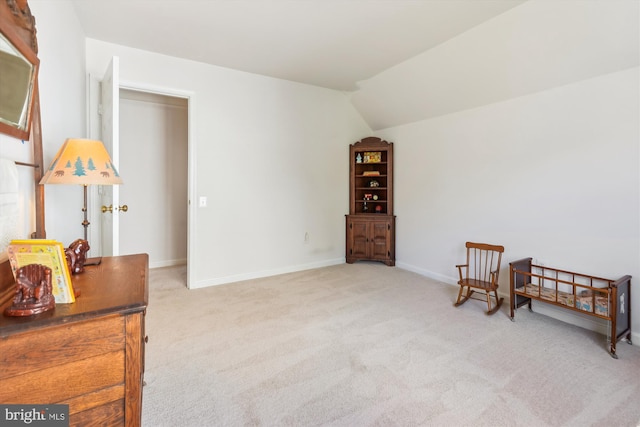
[
  {"x1": 71, "y1": 0, "x2": 525, "y2": 91},
  {"x1": 70, "y1": 1, "x2": 638, "y2": 130}
]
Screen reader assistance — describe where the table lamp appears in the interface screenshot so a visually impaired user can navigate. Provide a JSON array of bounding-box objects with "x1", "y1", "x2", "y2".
[{"x1": 39, "y1": 138, "x2": 123, "y2": 245}]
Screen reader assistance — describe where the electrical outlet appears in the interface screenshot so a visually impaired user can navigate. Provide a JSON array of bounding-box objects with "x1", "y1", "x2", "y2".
[{"x1": 199, "y1": 196, "x2": 207, "y2": 207}]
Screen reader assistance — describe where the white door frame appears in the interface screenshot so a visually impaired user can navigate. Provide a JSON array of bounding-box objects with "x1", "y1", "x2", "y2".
[
  {"x1": 99, "y1": 57, "x2": 120, "y2": 257},
  {"x1": 90, "y1": 76, "x2": 196, "y2": 288}
]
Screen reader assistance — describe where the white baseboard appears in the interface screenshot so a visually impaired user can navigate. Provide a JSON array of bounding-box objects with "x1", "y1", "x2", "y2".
[
  {"x1": 397, "y1": 261, "x2": 639, "y2": 347},
  {"x1": 149, "y1": 258, "x2": 187, "y2": 269},
  {"x1": 191, "y1": 258, "x2": 345, "y2": 289},
  {"x1": 396, "y1": 261, "x2": 457, "y2": 286}
]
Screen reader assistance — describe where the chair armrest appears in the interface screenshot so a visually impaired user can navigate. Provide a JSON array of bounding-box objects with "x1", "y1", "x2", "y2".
[
  {"x1": 456, "y1": 264, "x2": 468, "y2": 282},
  {"x1": 490, "y1": 270, "x2": 500, "y2": 286}
]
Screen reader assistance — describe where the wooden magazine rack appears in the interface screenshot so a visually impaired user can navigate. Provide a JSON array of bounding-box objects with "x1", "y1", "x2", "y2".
[{"x1": 509, "y1": 258, "x2": 632, "y2": 358}]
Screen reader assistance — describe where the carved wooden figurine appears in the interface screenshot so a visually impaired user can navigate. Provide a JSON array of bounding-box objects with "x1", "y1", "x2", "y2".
[
  {"x1": 65, "y1": 239, "x2": 90, "y2": 274},
  {"x1": 4, "y1": 264, "x2": 55, "y2": 316}
]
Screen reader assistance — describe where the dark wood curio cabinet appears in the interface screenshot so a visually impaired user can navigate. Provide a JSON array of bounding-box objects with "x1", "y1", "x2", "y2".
[{"x1": 346, "y1": 137, "x2": 395, "y2": 266}]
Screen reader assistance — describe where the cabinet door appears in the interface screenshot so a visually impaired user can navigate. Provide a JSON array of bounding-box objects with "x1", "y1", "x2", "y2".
[
  {"x1": 370, "y1": 221, "x2": 391, "y2": 260},
  {"x1": 348, "y1": 220, "x2": 369, "y2": 259}
]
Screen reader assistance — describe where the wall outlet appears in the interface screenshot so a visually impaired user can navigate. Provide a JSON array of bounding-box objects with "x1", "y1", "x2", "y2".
[{"x1": 199, "y1": 196, "x2": 207, "y2": 207}]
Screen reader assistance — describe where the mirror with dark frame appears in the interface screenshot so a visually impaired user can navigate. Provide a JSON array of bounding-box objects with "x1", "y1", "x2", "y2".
[{"x1": 0, "y1": 0, "x2": 39, "y2": 140}]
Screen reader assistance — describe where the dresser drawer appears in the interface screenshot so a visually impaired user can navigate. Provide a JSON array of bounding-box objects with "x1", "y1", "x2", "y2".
[{"x1": 0, "y1": 314, "x2": 126, "y2": 405}]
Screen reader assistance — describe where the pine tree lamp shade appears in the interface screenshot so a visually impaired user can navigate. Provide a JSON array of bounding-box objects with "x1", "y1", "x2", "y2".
[{"x1": 40, "y1": 138, "x2": 123, "y2": 241}]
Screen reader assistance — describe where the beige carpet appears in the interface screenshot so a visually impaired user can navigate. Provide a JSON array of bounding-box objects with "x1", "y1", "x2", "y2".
[{"x1": 141, "y1": 263, "x2": 640, "y2": 426}]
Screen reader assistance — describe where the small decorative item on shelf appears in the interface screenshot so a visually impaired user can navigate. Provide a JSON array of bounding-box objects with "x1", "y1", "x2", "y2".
[
  {"x1": 363, "y1": 194, "x2": 372, "y2": 212},
  {"x1": 362, "y1": 171, "x2": 380, "y2": 177},
  {"x1": 356, "y1": 153, "x2": 362, "y2": 163},
  {"x1": 363, "y1": 151, "x2": 381, "y2": 163},
  {"x1": 372, "y1": 195, "x2": 378, "y2": 200},
  {"x1": 369, "y1": 180, "x2": 379, "y2": 187},
  {"x1": 4, "y1": 264, "x2": 56, "y2": 317},
  {"x1": 375, "y1": 205, "x2": 382, "y2": 213},
  {"x1": 65, "y1": 239, "x2": 90, "y2": 274}
]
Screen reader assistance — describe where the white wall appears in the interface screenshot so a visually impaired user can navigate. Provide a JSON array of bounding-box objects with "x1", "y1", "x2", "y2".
[
  {"x1": 32, "y1": 0, "x2": 87, "y2": 246},
  {"x1": 84, "y1": 39, "x2": 372, "y2": 287},
  {"x1": 378, "y1": 68, "x2": 638, "y2": 280}
]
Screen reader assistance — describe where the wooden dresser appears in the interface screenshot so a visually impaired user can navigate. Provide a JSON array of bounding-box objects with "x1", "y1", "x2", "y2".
[{"x1": 0, "y1": 254, "x2": 149, "y2": 426}]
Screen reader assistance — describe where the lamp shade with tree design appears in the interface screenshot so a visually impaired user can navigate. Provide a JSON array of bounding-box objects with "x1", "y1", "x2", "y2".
[{"x1": 40, "y1": 138, "x2": 122, "y2": 241}]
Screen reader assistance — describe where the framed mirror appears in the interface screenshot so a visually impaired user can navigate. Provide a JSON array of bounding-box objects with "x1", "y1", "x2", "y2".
[{"x1": 0, "y1": 2, "x2": 39, "y2": 141}]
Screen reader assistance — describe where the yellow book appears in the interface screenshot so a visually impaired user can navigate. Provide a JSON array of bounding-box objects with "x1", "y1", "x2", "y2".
[{"x1": 7, "y1": 239, "x2": 75, "y2": 304}]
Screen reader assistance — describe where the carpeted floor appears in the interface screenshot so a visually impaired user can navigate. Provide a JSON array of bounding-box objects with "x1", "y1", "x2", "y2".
[{"x1": 141, "y1": 263, "x2": 640, "y2": 426}]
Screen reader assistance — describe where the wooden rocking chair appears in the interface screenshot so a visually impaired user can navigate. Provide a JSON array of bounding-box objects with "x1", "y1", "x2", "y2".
[{"x1": 455, "y1": 242, "x2": 504, "y2": 315}]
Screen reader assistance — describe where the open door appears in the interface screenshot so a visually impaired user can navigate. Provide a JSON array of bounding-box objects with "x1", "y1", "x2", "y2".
[{"x1": 99, "y1": 56, "x2": 120, "y2": 256}]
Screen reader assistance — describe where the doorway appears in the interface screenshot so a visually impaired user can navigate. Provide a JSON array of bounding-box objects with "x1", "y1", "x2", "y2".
[{"x1": 118, "y1": 89, "x2": 188, "y2": 268}]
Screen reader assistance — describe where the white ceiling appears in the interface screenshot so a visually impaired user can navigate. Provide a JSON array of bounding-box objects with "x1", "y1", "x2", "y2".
[{"x1": 71, "y1": 0, "x2": 526, "y2": 91}]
